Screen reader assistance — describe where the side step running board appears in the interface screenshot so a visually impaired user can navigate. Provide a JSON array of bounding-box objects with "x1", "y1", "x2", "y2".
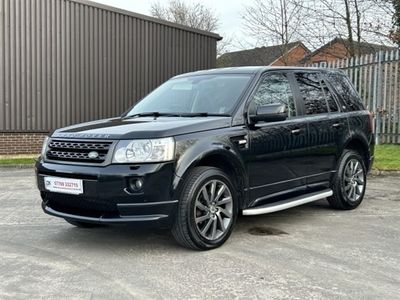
[{"x1": 242, "y1": 189, "x2": 333, "y2": 216}]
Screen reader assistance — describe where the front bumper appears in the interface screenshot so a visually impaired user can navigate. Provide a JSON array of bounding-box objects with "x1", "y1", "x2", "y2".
[
  {"x1": 36, "y1": 159, "x2": 179, "y2": 226},
  {"x1": 41, "y1": 201, "x2": 177, "y2": 224}
]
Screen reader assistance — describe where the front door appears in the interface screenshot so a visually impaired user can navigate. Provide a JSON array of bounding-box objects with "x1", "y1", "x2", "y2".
[{"x1": 246, "y1": 72, "x2": 309, "y2": 205}]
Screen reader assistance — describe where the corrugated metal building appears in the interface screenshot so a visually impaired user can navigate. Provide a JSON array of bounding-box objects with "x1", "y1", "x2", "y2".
[{"x1": 0, "y1": 0, "x2": 221, "y2": 154}]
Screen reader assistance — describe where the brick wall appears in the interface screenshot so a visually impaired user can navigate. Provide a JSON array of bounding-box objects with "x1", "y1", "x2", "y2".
[
  {"x1": 303, "y1": 42, "x2": 349, "y2": 64},
  {"x1": 271, "y1": 44, "x2": 310, "y2": 66},
  {"x1": 0, "y1": 133, "x2": 48, "y2": 155}
]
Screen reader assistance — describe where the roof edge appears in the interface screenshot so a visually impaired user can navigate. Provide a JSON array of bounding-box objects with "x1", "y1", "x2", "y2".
[
  {"x1": 268, "y1": 42, "x2": 310, "y2": 66},
  {"x1": 174, "y1": 66, "x2": 341, "y2": 78},
  {"x1": 219, "y1": 41, "x2": 308, "y2": 58},
  {"x1": 67, "y1": 0, "x2": 223, "y2": 40},
  {"x1": 301, "y1": 37, "x2": 397, "y2": 63}
]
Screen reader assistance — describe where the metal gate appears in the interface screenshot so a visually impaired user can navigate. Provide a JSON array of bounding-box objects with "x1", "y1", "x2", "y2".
[{"x1": 307, "y1": 49, "x2": 400, "y2": 144}]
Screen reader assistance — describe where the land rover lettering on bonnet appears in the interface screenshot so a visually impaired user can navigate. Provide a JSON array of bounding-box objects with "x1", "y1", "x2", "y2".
[{"x1": 36, "y1": 67, "x2": 374, "y2": 250}]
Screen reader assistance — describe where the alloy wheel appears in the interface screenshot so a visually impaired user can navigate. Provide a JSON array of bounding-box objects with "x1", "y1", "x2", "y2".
[
  {"x1": 343, "y1": 158, "x2": 365, "y2": 202},
  {"x1": 194, "y1": 179, "x2": 233, "y2": 241}
]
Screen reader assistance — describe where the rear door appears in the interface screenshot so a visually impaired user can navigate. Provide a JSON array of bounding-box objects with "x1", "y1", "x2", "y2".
[
  {"x1": 320, "y1": 73, "x2": 348, "y2": 170},
  {"x1": 292, "y1": 71, "x2": 341, "y2": 186}
]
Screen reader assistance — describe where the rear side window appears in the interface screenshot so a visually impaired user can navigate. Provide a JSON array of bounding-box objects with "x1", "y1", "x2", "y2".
[
  {"x1": 320, "y1": 79, "x2": 339, "y2": 112},
  {"x1": 326, "y1": 72, "x2": 364, "y2": 111},
  {"x1": 295, "y1": 72, "x2": 328, "y2": 115}
]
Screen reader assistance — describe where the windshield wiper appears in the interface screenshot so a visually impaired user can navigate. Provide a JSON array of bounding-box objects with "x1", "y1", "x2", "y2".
[
  {"x1": 180, "y1": 112, "x2": 231, "y2": 117},
  {"x1": 123, "y1": 112, "x2": 181, "y2": 119},
  {"x1": 123, "y1": 112, "x2": 231, "y2": 119}
]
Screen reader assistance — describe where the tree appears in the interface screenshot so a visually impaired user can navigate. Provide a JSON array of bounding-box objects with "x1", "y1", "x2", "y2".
[
  {"x1": 389, "y1": 0, "x2": 400, "y2": 45},
  {"x1": 216, "y1": 34, "x2": 233, "y2": 57},
  {"x1": 150, "y1": 0, "x2": 218, "y2": 32},
  {"x1": 306, "y1": 0, "x2": 393, "y2": 54},
  {"x1": 150, "y1": 0, "x2": 231, "y2": 56},
  {"x1": 242, "y1": 0, "x2": 307, "y2": 65},
  {"x1": 242, "y1": 0, "x2": 394, "y2": 57},
  {"x1": 307, "y1": 0, "x2": 361, "y2": 56}
]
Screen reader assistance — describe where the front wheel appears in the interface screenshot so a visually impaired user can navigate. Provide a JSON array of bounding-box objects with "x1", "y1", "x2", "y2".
[
  {"x1": 172, "y1": 167, "x2": 238, "y2": 250},
  {"x1": 328, "y1": 149, "x2": 367, "y2": 210}
]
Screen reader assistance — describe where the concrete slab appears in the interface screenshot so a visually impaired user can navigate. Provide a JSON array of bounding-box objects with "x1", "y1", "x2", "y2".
[{"x1": 0, "y1": 169, "x2": 399, "y2": 299}]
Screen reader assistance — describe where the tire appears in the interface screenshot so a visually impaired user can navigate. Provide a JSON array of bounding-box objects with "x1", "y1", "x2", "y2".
[
  {"x1": 172, "y1": 167, "x2": 238, "y2": 250},
  {"x1": 328, "y1": 149, "x2": 367, "y2": 210},
  {"x1": 64, "y1": 218, "x2": 103, "y2": 228}
]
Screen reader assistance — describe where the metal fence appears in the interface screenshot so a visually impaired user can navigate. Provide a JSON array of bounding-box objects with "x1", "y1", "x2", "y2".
[
  {"x1": 307, "y1": 49, "x2": 400, "y2": 144},
  {"x1": 0, "y1": 0, "x2": 220, "y2": 133}
]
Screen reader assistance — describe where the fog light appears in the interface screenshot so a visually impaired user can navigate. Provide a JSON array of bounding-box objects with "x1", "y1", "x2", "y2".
[{"x1": 129, "y1": 178, "x2": 144, "y2": 192}]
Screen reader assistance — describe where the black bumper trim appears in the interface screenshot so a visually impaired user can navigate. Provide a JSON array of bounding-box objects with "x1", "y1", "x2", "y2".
[
  {"x1": 42, "y1": 202, "x2": 168, "y2": 223},
  {"x1": 117, "y1": 200, "x2": 179, "y2": 207}
]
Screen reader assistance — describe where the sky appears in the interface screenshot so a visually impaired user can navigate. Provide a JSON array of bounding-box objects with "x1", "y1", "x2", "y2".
[
  {"x1": 90, "y1": 0, "x2": 394, "y2": 52},
  {"x1": 91, "y1": 0, "x2": 246, "y2": 50}
]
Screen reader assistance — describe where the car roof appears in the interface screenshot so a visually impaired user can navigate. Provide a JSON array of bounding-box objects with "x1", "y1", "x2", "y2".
[{"x1": 173, "y1": 66, "x2": 340, "y2": 79}]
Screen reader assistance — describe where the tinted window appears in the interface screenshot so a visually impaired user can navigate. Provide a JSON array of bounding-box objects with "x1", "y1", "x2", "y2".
[
  {"x1": 321, "y1": 79, "x2": 339, "y2": 112},
  {"x1": 326, "y1": 72, "x2": 364, "y2": 111},
  {"x1": 249, "y1": 73, "x2": 296, "y2": 117},
  {"x1": 127, "y1": 74, "x2": 252, "y2": 116},
  {"x1": 295, "y1": 72, "x2": 328, "y2": 115}
]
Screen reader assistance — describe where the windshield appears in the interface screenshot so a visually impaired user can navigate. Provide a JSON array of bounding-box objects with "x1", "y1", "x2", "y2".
[{"x1": 126, "y1": 74, "x2": 252, "y2": 117}]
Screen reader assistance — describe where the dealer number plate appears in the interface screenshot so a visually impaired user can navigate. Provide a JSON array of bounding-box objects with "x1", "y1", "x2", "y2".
[{"x1": 44, "y1": 176, "x2": 83, "y2": 195}]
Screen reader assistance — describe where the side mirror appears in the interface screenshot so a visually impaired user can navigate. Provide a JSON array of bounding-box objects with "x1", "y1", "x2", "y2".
[{"x1": 249, "y1": 103, "x2": 288, "y2": 124}]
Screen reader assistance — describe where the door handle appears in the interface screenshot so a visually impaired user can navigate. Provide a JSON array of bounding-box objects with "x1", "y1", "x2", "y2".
[
  {"x1": 291, "y1": 128, "x2": 302, "y2": 135},
  {"x1": 332, "y1": 123, "x2": 342, "y2": 129},
  {"x1": 230, "y1": 135, "x2": 248, "y2": 148}
]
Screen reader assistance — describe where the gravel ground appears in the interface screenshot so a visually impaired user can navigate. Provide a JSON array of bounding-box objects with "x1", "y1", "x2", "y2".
[{"x1": 0, "y1": 169, "x2": 399, "y2": 299}]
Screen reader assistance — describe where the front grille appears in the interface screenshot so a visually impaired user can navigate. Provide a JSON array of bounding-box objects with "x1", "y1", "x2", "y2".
[{"x1": 46, "y1": 139, "x2": 113, "y2": 163}]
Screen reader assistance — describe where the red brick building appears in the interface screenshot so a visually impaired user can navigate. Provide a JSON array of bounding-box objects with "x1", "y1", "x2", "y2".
[
  {"x1": 301, "y1": 38, "x2": 397, "y2": 65},
  {"x1": 217, "y1": 42, "x2": 310, "y2": 67}
]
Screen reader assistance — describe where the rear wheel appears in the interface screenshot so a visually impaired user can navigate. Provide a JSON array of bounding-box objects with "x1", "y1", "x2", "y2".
[
  {"x1": 64, "y1": 219, "x2": 103, "y2": 228},
  {"x1": 172, "y1": 167, "x2": 238, "y2": 250},
  {"x1": 328, "y1": 149, "x2": 367, "y2": 210}
]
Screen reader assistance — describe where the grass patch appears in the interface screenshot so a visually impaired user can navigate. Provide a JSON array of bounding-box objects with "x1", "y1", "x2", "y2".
[
  {"x1": 373, "y1": 145, "x2": 400, "y2": 171},
  {"x1": 0, "y1": 154, "x2": 38, "y2": 165}
]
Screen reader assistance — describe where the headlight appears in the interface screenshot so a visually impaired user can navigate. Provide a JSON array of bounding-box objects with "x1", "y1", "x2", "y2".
[
  {"x1": 41, "y1": 136, "x2": 49, "y2": 158},
  {"x1": 112, "y1": 137, "x2": 175, "y2": 163}
]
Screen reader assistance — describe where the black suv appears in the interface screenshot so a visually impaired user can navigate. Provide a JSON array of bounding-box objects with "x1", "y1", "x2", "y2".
[{"x1": 36, "y1": 67, "x2": 374, "y2": 250}]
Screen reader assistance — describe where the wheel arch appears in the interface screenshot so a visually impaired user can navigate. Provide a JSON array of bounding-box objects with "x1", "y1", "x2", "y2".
[
  {"x1": 174, "y1": 149, "x2": 247, "y2": 208},
  {"x1": 343, "y1": 136, "x2": 371, "y2": 170}
]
